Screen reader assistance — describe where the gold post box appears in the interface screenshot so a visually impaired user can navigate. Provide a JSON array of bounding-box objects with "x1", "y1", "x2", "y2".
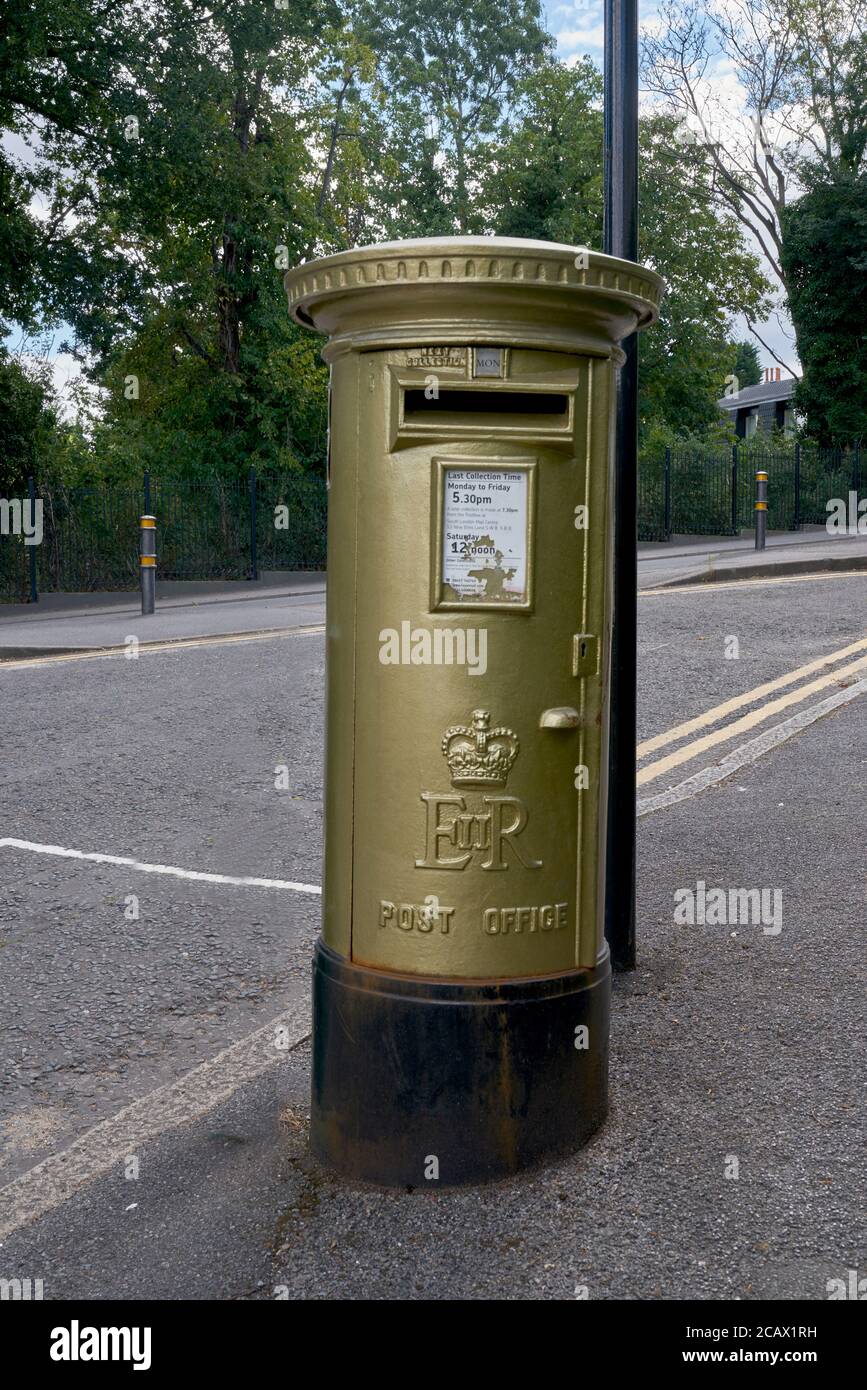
[{"x1": 285, "y1": 237, "x2": 662, "y2": 1186}]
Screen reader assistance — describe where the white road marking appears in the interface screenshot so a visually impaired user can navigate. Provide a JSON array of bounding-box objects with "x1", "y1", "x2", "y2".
[
  {"x1": 2, "y1": 607, "x2": 864, "y2": 1240},
  {"x1": 0, "y1": 1004, "x2": 311, "y2": 1241},
  {"x1": 0, "y1": 623, "x2": 325, "y2": 670},
  {"x1": 0, "y1": 838, "x2": 321, "y2": 896},
  {"x1": 638, "y1": 679, "x2": 867, "y2": 816}
]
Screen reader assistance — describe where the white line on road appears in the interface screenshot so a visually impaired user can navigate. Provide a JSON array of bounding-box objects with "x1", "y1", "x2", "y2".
[
  {"x1": 0, "y1": 1004, "x2": 311, "y2": 1242},
  {"x1": 638, "y1": 679, "x2": 867, "y2": 817},
  {"x1": 2, "y1": 645, "x2": 863, "y2": 1242},
  {"x1": 0, "y1": 623, "x2": 325, "y2": 669},
  {"x1": 0, "y1": 838, "x2": 321, "y2": 895}
]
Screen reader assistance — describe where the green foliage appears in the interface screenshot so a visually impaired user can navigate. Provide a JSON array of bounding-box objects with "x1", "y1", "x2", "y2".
[
  {"x1": 782, "y1": 169, "x2": 867, "y2": 444},
  {"x1": 485, "y1": 59, "x2": 603, "y2": 244},
  {"x1": 487, "y1": 95, "x2": 772, "y2": 440},
  {"x1": 733, "y1": 341, "x2": 762, "y2": 388},
  {"x1": 0, "y1": 352, "x2": 85, "y2": 492},
  {"x1": 47, "y1": 0, "x2": 336, "y2": 480},
  {"x1": 0, "y1": 0, "x2": 146, "y2": 339},
  {"x1": 356, "y1": 0, "x2": 551, "y2": 234},
  {"x1": 637, "y1": 115, "x2": 772, "y2": 439},
  {"x1": 0, "y1": 1, "x2": 798, "y2": 488}
]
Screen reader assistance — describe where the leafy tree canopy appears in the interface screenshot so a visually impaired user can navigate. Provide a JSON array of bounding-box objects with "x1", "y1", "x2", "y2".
[
  {"x1": 782, "y1": 168, "x2": 867, "y2": 444},
  {"x1": 0, "y1": 0, "x2": 791, "y2": 482},
  {"x1": 733, "y1": 341, "x2": 762, "y2": 388}
]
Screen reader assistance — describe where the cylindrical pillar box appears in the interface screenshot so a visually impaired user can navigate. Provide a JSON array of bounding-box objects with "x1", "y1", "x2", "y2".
[{"x1": 285, "y1": 237, "x2": 662, "y2": 1186}]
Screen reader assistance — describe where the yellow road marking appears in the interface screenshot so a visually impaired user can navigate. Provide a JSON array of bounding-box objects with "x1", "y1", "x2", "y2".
[
  {"x1": 638, "y1": 635, "x2": 867, "y2": 759},
  {"x1": 0, "y1": 624, "x2": 325, "y2": 670},
  {"x1": 640, "y1": 571, "x2": 867, "y2": 596},
  {"x1": 638, "y1": 651, "x2": 867, "y2": 786}
]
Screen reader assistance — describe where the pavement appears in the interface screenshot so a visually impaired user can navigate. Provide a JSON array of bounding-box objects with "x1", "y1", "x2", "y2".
[
  {"x1": 0, "y1": 573, "x2": 325, "y2": 656},
  {"x1": 0, "y1": 559, "x2": 864, "y2": 1300},
  {"x1": 637, "y1": 528, "x2": 867, "y2": 590},
  {"x1": 2, "y1": 533, "x2": 866, "y2": 657}
]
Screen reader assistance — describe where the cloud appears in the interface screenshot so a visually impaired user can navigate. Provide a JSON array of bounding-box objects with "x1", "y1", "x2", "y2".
[
  {"x1": 549, "y1": 0, "x2": 664, "y2": 55},
  {"x1": 556, "y1": 25, "x2": 605, "y2": 50}
]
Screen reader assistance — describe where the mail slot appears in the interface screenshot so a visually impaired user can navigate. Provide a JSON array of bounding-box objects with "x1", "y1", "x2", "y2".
[
  {"x1": 403, "y1": 388, "x2": 571, "y2": 416},
  {"x1": 285, "y1": 236, "x2": 662, "y2": 1186}
]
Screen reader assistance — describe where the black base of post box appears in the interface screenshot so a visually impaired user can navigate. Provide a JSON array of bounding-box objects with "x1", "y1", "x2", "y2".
[{"x1": 310, "y1": 939, "x2": 610, "y2": 1188}]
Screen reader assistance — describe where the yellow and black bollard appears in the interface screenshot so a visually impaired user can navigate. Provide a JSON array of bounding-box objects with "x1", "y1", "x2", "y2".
[
  {"x1": 755, "y1": 469, "x2": 768, "y2": 550},
  {"x1": 140, "y1": 514, "x2": 156, "y2": 614},
  {"x1": 285, "y1": 237, "x2": 662, "y2": 1186}
]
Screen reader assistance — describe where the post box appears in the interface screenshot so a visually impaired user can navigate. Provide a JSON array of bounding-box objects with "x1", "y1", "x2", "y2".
[{"x1": 285, "y1": 237, "x2": 662, "y2": 1186}]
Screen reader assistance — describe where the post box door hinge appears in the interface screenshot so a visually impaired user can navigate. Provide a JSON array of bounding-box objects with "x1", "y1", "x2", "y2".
[{"x1": 572, "y1": 633, "x2": 599, "y2": 678}]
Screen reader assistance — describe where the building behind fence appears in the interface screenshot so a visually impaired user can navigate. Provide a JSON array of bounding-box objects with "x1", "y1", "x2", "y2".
[{"x1": 1, "y1": 445, "x2": 863, "y2": 601}]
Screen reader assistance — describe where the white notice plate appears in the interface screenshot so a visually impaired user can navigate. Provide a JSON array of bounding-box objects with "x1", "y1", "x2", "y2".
[{"x1": 441, "y1": 467, "x2": 530, "y2": 606}]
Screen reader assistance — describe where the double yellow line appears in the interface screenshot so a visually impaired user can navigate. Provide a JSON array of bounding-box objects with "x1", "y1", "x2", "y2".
[{"x1": 638, "y1": 635, "x2": 867, "y2": 786}]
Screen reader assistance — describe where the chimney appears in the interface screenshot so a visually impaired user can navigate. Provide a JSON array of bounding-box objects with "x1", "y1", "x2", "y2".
[{"x1": 776, "y1": 367, "x2": 781, "y2": 381}]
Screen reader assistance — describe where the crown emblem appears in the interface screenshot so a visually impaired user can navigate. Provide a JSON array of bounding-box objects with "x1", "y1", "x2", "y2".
[{"x1": 441, "y1": 709, "x2": 519, "y2": 788}]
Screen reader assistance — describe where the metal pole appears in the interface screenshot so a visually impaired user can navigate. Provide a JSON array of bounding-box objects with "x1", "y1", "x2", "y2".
[
  {"x1": 249, "y1": 465, "x2": 259, "y2": 581},
  {"x1": 793, "y1": 442, "x2": 801, "y2": 531},
  {"x1": 663, "y1": 447, "x2": 672, "y2": 540},
  {"x1": 603, "y1": 0, "x2": 639, "y2": 972},
  {"x1": 731, "y1": 444, "x2": 739, "y2": 534},
  {"x1": 27, "y1": 475, "x2": 38, "y2": 604},
  {"x1": 140, "y1": 513, "x2": 156, "y2": 614},
  {"x1": 755, "y1": 469, "x2": 768, "y2": 549}
]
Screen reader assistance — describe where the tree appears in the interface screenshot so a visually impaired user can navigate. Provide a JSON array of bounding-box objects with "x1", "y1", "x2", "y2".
[
  {"x1": 643, "y1": 0, "x2": 867, "y2": 373},
  {"x1": 638, "y1": 117, "x2": 772, "y2": 434},
  {"x1": 781, "y1": 169, "x2": 867, "y2": 443},
  {"x1": 485, "y1": 73, "x2": 772, "y2": 437},
  {"x1": 485, "y1": 58, "x2": 603, "y2": 244},
  {"x1": 0, "y1": 0, "x2": 144, "y2": 338},
  {"x1": 356, "y1": 0, "x2": 551, "y2": 234},
  {"x1": 733, "y1": 341, "x2": 762, "y2": 387},
  {"x1": 0, "y1": 2, "x2": 787, "y2": 482},
  {"x1": 40, "y1": 0, "x2": 339, "y2": 479},
  {"x1": 0, "y1": 352, "x2": 83, "y2": 492}
]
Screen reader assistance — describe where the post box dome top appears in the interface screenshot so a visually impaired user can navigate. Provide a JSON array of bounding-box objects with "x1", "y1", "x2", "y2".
[{"x1": 284, "y1": 236, "x2": 664, "y2": 361}]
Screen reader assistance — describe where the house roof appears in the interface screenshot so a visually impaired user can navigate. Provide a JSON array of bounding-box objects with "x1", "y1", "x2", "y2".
[{"x1": 717, "y1": 378, "x2": 798, "y2": 410}]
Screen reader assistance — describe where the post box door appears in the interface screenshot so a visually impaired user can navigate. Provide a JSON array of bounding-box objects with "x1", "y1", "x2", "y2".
[{"x1": 347, "y1": 349, "x2": 610, "y2": 981}]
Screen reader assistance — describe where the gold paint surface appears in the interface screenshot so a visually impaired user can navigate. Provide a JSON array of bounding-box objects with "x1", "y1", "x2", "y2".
[{"x1": 288, "y1": 237, "x2": 661, "y2": 979}]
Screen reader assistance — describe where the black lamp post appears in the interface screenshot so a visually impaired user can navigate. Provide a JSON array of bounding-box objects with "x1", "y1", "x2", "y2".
[{"x1": 603, "y1": 0, "x2": 639, "y2": 972}]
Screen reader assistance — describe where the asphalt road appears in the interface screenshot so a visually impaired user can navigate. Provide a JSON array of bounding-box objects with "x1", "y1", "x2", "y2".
[{"x1": 0, "y1": 572, "x2": 864, "y2": 1300}]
